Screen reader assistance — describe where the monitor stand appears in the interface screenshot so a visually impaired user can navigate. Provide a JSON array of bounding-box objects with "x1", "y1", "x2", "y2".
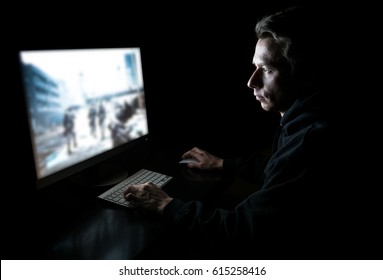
[{"x1": 68, "y1": 162, "x2": 129, "y2": 187}]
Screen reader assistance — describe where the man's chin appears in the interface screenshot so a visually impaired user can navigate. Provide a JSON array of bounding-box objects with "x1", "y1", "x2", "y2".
[{"x1": 260, "y1": 103, "x2": 271, "y2": 111}]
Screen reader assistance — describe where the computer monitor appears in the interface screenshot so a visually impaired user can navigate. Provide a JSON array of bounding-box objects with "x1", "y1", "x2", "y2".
[{"x1": 19, "y1": 47, "x2": 150, "y2": 189}]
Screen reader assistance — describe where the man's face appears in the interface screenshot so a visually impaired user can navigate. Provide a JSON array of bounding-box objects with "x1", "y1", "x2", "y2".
[{"x1": 247, "y1": 38, "x2": 296, "y2": 115}]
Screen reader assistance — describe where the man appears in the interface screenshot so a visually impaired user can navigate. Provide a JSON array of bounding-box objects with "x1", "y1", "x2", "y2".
[
  {"x1": 124, "y1": 6, "x2": 354, "y2": 259},
  {"x1": 63, "y1": 107, "x2": 77, "y2": 155}
]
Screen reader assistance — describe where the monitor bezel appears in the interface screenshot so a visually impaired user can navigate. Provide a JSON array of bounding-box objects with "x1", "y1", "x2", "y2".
[{"x1": 18, "y1": 46, "x2": 151, "y2": 190}]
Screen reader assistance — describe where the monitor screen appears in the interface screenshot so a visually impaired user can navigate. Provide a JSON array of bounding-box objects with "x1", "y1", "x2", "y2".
[{"x1": 19, "y1": 47, "x2": 149, "y2": 189}]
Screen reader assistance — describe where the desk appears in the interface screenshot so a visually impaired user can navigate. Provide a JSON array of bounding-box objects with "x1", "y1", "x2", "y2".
[{"x1": 27, "y1": 147, "x2": 248, "y2": 260}]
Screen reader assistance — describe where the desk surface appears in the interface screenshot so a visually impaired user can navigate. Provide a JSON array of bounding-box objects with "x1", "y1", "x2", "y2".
[{"x1": 22, "y1": 146, "x2": 250, "y2": 260}]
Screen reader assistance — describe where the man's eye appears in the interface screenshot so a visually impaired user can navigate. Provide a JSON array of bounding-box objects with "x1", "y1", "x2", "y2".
[{"x1": 263, "y1": 67, "x2": 272, "y2": 74}]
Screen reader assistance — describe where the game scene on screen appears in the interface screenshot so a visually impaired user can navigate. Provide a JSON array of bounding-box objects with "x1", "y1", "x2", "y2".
[{"x1": 20, "y1": 48, "x2": 148, "y2": 180}]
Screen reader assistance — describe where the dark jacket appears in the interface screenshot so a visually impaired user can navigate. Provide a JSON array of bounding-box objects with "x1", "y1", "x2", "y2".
[{"x1": 162, "y1": 91, "x2": 350, "y2": 259}]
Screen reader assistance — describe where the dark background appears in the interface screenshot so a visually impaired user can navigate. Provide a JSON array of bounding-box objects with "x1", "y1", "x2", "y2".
[{"x1": 4, "y1": 1, "x2": 379, "y2": 259}]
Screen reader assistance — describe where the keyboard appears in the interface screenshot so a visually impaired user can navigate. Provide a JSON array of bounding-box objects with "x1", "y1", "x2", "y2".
[{"x1": 98, "y1": 168, "x2": 173, "y2": 208}]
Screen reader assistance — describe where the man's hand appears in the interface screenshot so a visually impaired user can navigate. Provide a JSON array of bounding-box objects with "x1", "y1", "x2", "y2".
[
  {"x1": 181, "y1": 147, "x2": 224, "y2": 170},
  {"x1": 124, "y1": 182, "x2": 173, "y2": 214}
]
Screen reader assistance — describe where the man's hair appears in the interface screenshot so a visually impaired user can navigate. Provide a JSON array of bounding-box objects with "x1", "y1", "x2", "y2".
[{"x1": 255, "y1": 6, "x2": 332, "y2": 87}]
